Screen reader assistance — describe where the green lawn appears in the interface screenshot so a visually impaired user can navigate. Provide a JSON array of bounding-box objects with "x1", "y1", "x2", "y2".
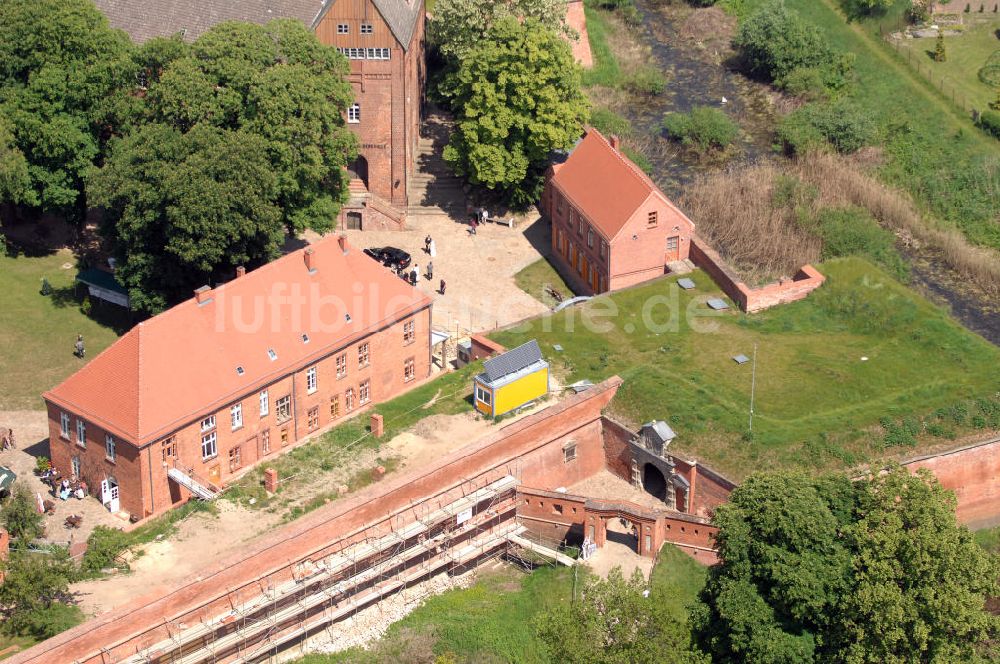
[
  {"x1": 492, "y1": 258, "x2": 1000, "y2": 478},
  {"x1": 897, "y1": 18, "x2": 1000, "y2": 112},
  {"x1": 974, "y1": 524, "x2": 1000, "y2": 554},
  {"x1": 0, "y1": 635, "x2": 38, "y2": 661},
  {"x1": 0, "y1": 250, "x2": 124, "y2": 410},
  {"x1": 649, "y1": 544, "x2": 708, "y2": 622},
  {"x1": 514, "y1": 257, "x2": 577, "y2": 308}
]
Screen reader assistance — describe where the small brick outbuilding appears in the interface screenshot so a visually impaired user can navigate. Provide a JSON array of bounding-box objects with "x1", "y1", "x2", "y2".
[{"x1": 541, "y1": 128, "x2": 696, "y2": 294}]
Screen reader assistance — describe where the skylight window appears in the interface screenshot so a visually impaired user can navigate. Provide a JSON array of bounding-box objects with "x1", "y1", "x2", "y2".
[
  {"x1": 345, "y1": 313, "x2": 352, "y2": 323},
  {"x1": 267, "y1": 349, "x2": 278, "y2": 361},
  {"x1": 236, "y1": 366, "x2": 245, "y2": 376},
  {"x1": 302, "y1": 334, "x2": 310, "y2": 344}
]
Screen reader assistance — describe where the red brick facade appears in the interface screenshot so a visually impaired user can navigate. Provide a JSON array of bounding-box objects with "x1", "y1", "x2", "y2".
[
  {"x1": 541, "y1": 130, "x2": 696, "y2": 295},
  {"x1": 315, "y1": 0, "x2": 426, "y2": 229},
  {"x1": 46, "y1": 306, "x2": 431, "y2": 521}
]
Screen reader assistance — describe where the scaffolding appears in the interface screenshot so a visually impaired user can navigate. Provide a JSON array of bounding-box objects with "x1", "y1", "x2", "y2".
[{"x1": 122, "y1": 475, "x2": 520, "y2": 664}]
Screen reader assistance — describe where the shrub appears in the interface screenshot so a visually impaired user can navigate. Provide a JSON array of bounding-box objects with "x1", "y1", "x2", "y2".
[
  {"x1": 780, "y1": 67, "x2": 828, "y2": 100},
  {"x1": 1, "y1": 483, "x2": 44, "y2": 542},
  {"x1": 662, "y1": 106, "x2": 739, "y2": 150},
  {"x1": 777, "y1": 99, "x2": 877, "y2": 154},
  {"x1": 734, "y1": 1, "x2": 836, "y2": 83},
  {"x1": 979, "y1": 109, "x2": 1000, "y2": 139},
  {"x1": 977, "y1": 51, "x2": 1000, "y2": 87},
  {"x1": 589, "y1": 107, "x2": 632, "y2": 137},
  {"x1": 81, "y1": 526, "x2": 132, "y2": 573},
  {"x1": 11, "y1": 602, "x2": 84, "y2": 640},
  {"x1": 623, "y1": 66, "x2": 667, "y2": 95}
]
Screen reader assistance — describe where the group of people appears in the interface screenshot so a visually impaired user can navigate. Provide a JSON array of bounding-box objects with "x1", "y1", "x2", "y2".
[
  {"x1": 0, "y1": 427, "x2": 14, "y2": 451},
  {"x1": 41, "y1": 467, "x2": 88, "y2": 501},
  {"x1": 407, "y1": 235, "x2": 444, "y2": 295}
]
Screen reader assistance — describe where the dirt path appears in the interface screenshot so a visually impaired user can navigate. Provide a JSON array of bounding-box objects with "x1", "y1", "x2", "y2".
[{"x1": 71, "y1": 501, "x2": 282, "y2": 617}]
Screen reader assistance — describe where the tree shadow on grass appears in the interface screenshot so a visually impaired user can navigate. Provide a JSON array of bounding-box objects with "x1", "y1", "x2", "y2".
[{"x1": 46, "y1": 284, "x2": 134, "y2": 335}]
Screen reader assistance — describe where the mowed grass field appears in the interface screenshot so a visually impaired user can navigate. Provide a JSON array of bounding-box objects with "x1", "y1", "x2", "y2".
[
  {"x1": 492, "y1": 258, "x2": 1000, "y2": 478},
  {"x1": 0, "y1": 251, "x2": 123, "y2": 410},
  {"x1": 898, "y1": 17, "x2": 1000, "y2": 112}
]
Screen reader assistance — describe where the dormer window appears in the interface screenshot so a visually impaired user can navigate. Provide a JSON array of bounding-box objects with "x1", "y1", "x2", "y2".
[{"x1": 267, "y1": 348, "x2": 278, "y2": 361}]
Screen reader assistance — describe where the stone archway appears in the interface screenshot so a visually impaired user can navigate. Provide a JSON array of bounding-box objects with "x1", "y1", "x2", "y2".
[
  {"x1": 605, "y1": 516, "x2": 639, "y2": 554},
  {"x1": 642, "y1": 463, "x2": 667, "y2": 502}
]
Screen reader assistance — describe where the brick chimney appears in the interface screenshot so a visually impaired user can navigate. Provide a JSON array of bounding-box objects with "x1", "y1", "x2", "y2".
[
  {"x1": 609, "y1": 135, "x2": 621, "y2": 151},
  {"x1": 338, "y1": 234, "x2": 349, "y2": 255},
  {"x1": 194, "y1": 285, "x2": 212, "y2": 305},
  {"x1": 235, "y1": 265, "x2": 246, "y2": 279},
  {"x1": 304, "y1": 247, "x2": 316, "y2": 273}
]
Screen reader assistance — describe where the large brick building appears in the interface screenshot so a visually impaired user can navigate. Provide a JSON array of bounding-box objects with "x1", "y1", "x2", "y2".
[
  {"x1": 541, "y1": 128, "x2": 696, "y2": 294},
  {"x1": 94, "y1": 0, "x2": 426, "y2": 230},
  {"x1": 43, "y1": 235, "x2": 432, "y2": 521}
]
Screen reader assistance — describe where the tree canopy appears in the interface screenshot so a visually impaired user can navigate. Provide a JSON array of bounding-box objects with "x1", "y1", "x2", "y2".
[
  {"x1": 90, "y1": 124, "x2": 284, "y2": 313},
  {"x1": 429, "y1": 0, "x2": 569, "y2": 61},
  {"x1": 691, "y1": 467, "x2": 999, "y2": 663},
  {"x1": 441, "y1": 17, "x2": 588, "y2": 208},
  {"x1": 0, "y1": 0, "x2": 136, "y2": 217},
  {"x1": 537, "y1": 566, "x2": 706, "y2": 664}
]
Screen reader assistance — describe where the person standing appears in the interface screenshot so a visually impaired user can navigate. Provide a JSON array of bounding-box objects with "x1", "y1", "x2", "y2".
[
  {"x1": 427, "y1": 261, "x2": 434, "y2": 280},
  {"x1": 428, "y1": 238, "x2": 436, "y2": 257},
  {"x1": 424, "y1": 235, "x2": 432, "y2": 254},
  {"x1": 74, "y1": 334, "x2": 85, "y2": 359},
  {"x1": 413, "y1": 263, "x2": 421, "y2": 283},
  {"x1": 439, "y1": 279, "x2": 446, "y2": 295}
]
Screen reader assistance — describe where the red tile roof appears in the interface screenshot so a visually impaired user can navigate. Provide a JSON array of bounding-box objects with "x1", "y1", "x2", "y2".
[
  {"x1": 44, "y1": 235, "x2": 431, "y2": 446},
  {"x1": 550, "y1": 128, "x2": 665, "y2": 241}
]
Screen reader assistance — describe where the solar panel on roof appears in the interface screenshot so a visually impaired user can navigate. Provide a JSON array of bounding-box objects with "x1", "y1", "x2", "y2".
[{"x1": 483, "y1": 340, "x2": 543, "y2": 383}]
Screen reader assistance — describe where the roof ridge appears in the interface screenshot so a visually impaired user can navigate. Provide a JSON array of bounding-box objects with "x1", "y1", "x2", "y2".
[{"x1": 135, "y1": 323, "x2": 144, "y2": 437}]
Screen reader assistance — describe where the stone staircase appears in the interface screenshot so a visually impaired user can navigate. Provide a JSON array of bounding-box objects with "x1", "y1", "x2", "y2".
[{"x1": 407, "y1": 112, "x2": 467, "y2": 218}]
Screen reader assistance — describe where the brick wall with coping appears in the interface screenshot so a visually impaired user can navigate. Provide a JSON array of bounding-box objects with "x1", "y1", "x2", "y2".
[{"x1": 689, "y1": 236, "x2": 825, "y2": 313}]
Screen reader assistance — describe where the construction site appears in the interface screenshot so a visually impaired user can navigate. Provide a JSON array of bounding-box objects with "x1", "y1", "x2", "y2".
[{"x1": 8, "y1": 376, "x2": 735, "y2": 664}]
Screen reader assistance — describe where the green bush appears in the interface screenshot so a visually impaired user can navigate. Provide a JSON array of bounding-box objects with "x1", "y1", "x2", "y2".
[
  {"x1": 10, "y1": 602, "x2": 84, "y2": 640},
  {"x1": 623, "y1": 66, "x2": 667, "y2": 95},
  {"x1": 777, "y1": 99, "x2": 877, "y2": 154},
  {"x1": 589, "y1": 107, "x2": 632, "y2": 137},
  {"x1": 978, "y1": 109, "x2": 1000, "y2": 139},
  {"x1": 809, "y1": 206, "x2": 908, "y2": 280},
  {"x1": 977, "y1": 51, "x2": 1000, "y2": 86},
  {"x1": 779, "y1": 67, "x2": 829, "y2": 100},
  {"x1": 81, "y1": 526, "x2": 132, "y2": 573},
  {"x1": 734, "y1": 1, "x2": 838, "y2": 83},
  {"x1": 662, "y1": 106, "x2": 739, "y2": 150}
]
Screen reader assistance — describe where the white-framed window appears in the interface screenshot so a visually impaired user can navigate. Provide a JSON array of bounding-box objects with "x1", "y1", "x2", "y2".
[
  {"x1": 361, "y1": 23, "x2": 373, "y2": 34},
  {"x1": 276, "y1": 395, "x2": 291, "y2": 422},
  {"x1": 337, "y1": 23, "x2": 349, "y2": 34},
  {"x1": 358, "y1": 342, "x2": 369, "y2": 367},
  {"x1": 404, "y1": 357, "x2": 415, "y2": 382},
  {"x1": 60, "y1": 412, "x2": 70, "y2": 439},
  {"x1": 71, "y1": 455, "x2": 81, "y2": 478},
  {"x1": 366, "y1": 48, "x2": 390, "y2": 60},
  {"x1": 348, "y1": 103, "x2": 360, "y2": 123},
  {"x1": 587, "y1": 229, "x2": 594, "y2": 249},
  {"x1": 76, "y1": 419, "x2": 86, "y2": 447},
  {"x1": 345, "y1": 388, "x2": 355, "y2": 412},
  {"x1": 201, "y1": 431, "x2": 218, "y2": 460},
  {"x1": 259, "y1": 389, "x2": 269, "y2": 417},
  {"x1": 105, "y1": 434, "x2": 116, "y2": 462},
  {"x1": 359, "y1": 380, "x2": 370, "y2": 405},
  {"x1": 261, "y1": 429, "x2": 271, "y2": 455},
  {"x1": 403, "y1": 320, "x2": 415, "y2": 344},
  {"x1": 336, "y1": 353, "x2": 348, "y2": 378},
  {"x1": 600, "y1": 240, "x2": 608, "y2": 258},
  {"x1": 475, "y1": 385, "x2": 491, "y2": 405},
  {"x1": 201, "y1": 415, "x2": 216, "y2": 432},
  {"x1": 338, "y1": 47, "x2": 390, "y2": 60},
  {"x1": 306, "y1": 366, "x2": 318, "y2": 394},
  {"x1": 230, "y1": 403, "x2": 243, "y2": 430}
]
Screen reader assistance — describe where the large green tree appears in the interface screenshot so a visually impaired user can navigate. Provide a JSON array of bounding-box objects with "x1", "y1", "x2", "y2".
[
  {"x1": 128, "y1": 19, "x2": 357, "y2": 235},
  {"x1": 441, "y1": 18, "x2": 588, "y2": 208},
  {"x1": 537, "y1": 566, "x2": 706, "y2": 663},
  {"x1": 0, "y1": 546, "x2": 82, "y2": 639},
  {"x1": 429, "y1": 0, "x2": 568, "y2": 61},
  {"x1": 1, "y1": 483, "x2": 44, "y2": 543},
  {"x1": 0, "y1": 0, "x2": 136, "y2": 219},
  {"x1": 692, "y1": 468, "x2": 999, "y2": 663},
  {"x1": 90, "y1": 124, "x2": 283, "y2": 313}
]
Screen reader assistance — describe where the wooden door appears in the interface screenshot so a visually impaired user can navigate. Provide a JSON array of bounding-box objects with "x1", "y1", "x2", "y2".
[
  {"x1": 569, "y1": 242, "x2": 577, "y2": 267},
  {"x1": 345, "y1": 212, "x2": 362, "y2": 230},
  {"x1": 208, "y1": 464, "x2": 221, "y2": 485},
  {"x1": 665, "y1": 236, "x2": 680, "y2": 263}
]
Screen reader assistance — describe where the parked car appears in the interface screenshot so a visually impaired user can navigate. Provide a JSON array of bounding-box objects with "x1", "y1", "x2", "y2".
[{"x1": 364, "y1": 246, "x2": 412, "y2": 270}]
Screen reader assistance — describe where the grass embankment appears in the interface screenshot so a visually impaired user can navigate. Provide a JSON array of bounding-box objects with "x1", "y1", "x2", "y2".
[
  {"x1": 493, "y1": 258, "x2": 1000, "y2": 478},
  {"x1": 0, "y1": 250, "x2": 123, "y2": 410},
  {"x1": 975, "y1": 525, "x2": 1000, "y2": 554},
  {"x1": 298, "y1": 544, "x2": 705, "y2": 663},
  {"x1": 514, "y1": 258, "x2": 577, "y2": 307},
  {"x1": 223, "y1": 364, "x2": 481, "y2": 520},
  {"x1": 764, "y1": 0, "x2": 1000, "y2": 251}
]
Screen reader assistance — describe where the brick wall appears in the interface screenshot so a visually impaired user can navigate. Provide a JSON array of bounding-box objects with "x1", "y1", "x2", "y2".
[
  {"x1": 517, "y1": 488, "x2": 587, "y2": 546},
  {"x1": 901, "y1": 437, "x2": 1000, "y2": 528},
  {"x1": 11, "y1": 378, "x2": 623, "y2": 664},
  {"x1": 688, "y1": 236, "x2": 825, "y2": 313}
]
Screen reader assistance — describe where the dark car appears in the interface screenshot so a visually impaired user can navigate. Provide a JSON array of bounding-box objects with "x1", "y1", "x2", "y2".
[{"x1": 364, "y1": 246, "x2": 412, "y2": 270}]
